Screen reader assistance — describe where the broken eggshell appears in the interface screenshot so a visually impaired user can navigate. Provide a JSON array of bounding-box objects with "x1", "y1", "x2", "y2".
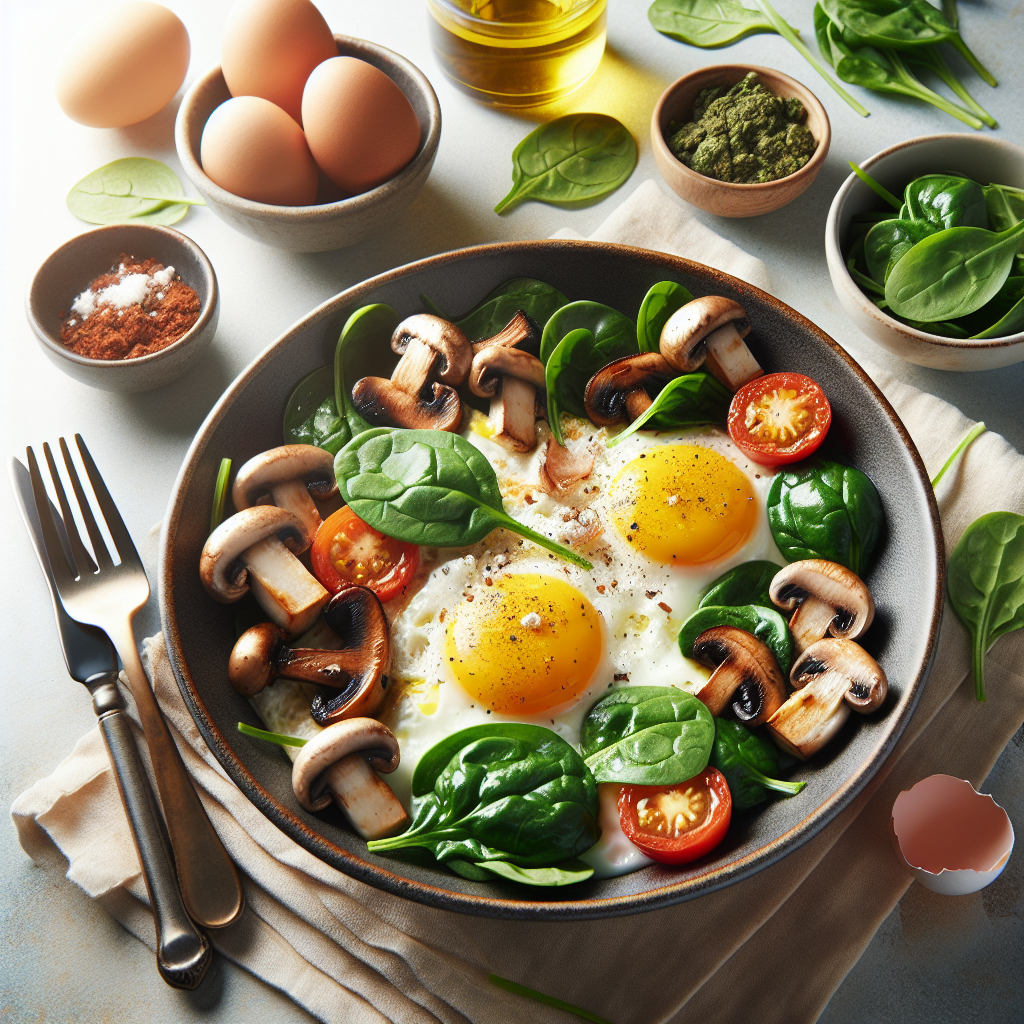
[{"x1": 891, "y1": 774, "x2": 1014, "y2": 896}]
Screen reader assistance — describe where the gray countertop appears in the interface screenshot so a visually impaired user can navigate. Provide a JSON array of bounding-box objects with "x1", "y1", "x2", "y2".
[{"x1": 1, "y1": 1, "x2": 1021, "y2": 1021}]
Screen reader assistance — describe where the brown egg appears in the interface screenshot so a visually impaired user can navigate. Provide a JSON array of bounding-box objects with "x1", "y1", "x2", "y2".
[
  {"x1": 200, "y1": 96, "x2": 319, "y2": 206},
  {"x1": 55, "y1": 2, "x2": 190, "y2": 128},
  {"x1": 221, "y1": 0, "x2": 337, "y2": 124},
  {"x1": 302, "y1": 57, "x2": 421, "y2": 196}
]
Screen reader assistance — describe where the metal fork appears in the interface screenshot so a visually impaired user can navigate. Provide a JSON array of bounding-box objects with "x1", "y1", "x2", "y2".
[{"x1": 27, "y1": 435, "x2": 243, "y2": 931}]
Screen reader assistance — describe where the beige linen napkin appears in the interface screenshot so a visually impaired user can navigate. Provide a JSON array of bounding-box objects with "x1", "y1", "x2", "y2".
[{"x1": 12, "y1": 183, "x2": 1024, "y2": 1024}]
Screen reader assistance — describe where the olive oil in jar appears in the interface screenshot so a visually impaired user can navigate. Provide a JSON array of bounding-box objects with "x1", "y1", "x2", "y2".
[{"x1": 427, "y1": 0, "x2": 607, "y2": 108}]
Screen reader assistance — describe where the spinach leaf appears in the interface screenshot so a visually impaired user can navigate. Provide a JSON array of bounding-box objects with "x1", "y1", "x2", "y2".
[
  {"x1": 767, "y1": 459, "x2": 884, "y2": 575},
  {"x1": 711, "y1": 719, "x2": 805, "y2": 810},
  {"x1": 864, "y1": 217, "x2": 936, "y2": 284},
  {"x1": 971, "y1": 292, "x2": 1024, "y2": 340},
  {"x1": 580, "y1": 686, "x2": 715, "y2": 785},
  {"x1": 540, "y1": 299, "x2": 637, "y2": 364},
  {"x1": 648, "y1": 0, "x2": 774, "y2": 47},
  {"x1": 67, "y1": 157, "x2": 204, "y2": 226},
  {"x1": 947, "y1": 511, "x2": 1024, "y2": 701},
  {"x1": 885, "y1": 221, "x2": 1024, "y2": 322},
  {"x1": 545, "y1": 328, "x2": 594, "y2": 447},
  {"x1": 677, "y1": 604, "x2": 793, "y2": 674},
  {"x1": 698, "y1": 560, "x2": 782, "y2": 611},
  {"x1": 474, "y1": 860, "x2": 594, "y2": 887},
  {"x1": 903, "y1": 46, "x2": 997, "y2": 128},
  {"x1": 494, "y1": 114, "x2": 637, "y2": 215},
  {"x1": 368, "y1": 724, "x2": 599, "y2": 871},
  {"x1": 335, "y1": 428, "x2": 592, "y2": 568},
  {"x1": 636, "y1": 281, "x2": 694, "y2": 353},
  {"x1": 983, "y1": 185, "x2": 1024, "y2": 233},
  {"x1": 955, "y1": 275, "x2": 1024, "y2": 339},
  {"x1": 283, "y1": 365, "x2": 350, "y2": 455},
  {"x1": 902, "y1": 174, "x2": 987, "y2": 230},
  {"x1": 421, "y1": 278, "x2": 568, "y2": 340},
  {"x1": 606, "y1": 373, "x2": 729, "y2": 448},
  {"x1": 336, "y1": 304, "x2": 395, "y2": 440}
]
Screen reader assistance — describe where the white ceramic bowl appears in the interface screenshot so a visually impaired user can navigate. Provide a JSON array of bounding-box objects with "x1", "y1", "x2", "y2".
[{"x1": 825, "y1": 133, "x2": 1024, "y2": 371}]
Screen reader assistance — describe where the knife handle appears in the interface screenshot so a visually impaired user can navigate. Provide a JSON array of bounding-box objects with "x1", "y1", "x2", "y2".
[{"x1": 92, "y1": 677, "x2": 213, "y2": 990}]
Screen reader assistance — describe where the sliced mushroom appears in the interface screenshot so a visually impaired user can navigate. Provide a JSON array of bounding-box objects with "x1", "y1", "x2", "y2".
[
  {"x1": 228, "y1": 587, "x2": 390, "y2": 723},
  {"x1": 660, "y1": 296, "x2": 762, "y2": 391},
  {"x1": 469, "y1": 311, "x2": 545, "y2": 452},
  {"x1": 200, "y1": 506, "x2": 327, "y2": 636},
  {"x1": 767, "y1": 638, "x2": 888, "y2": 759},
  {"x1": 539, "y1": 437, "x2": 597, "y2": 493},
  {"x1": 691, "y1": 625, "x2": 788, "y2": 726},
  {"x1": 352, "y1": 314, "x2": 473, "y2": 431},
  {"x1": 291, "y1": 718, "x2": 408, "y2": 840},
  {"x1": 769, "y1": 559, "x2": 875, "y2": 656},
  {"x1": 584, "y1": 352, "x2": 676, "y2": 426},
  {"x1": 232, "y1": 444, "x2": 337, "y2": 540}
]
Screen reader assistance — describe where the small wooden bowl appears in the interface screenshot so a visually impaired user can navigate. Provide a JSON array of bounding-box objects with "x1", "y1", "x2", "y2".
[{"x1": 651, "y1": 64, "x2": 831, "y2": 218}]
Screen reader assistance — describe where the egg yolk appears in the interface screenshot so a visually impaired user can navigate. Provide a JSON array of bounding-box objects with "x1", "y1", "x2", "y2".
[
  {"x1": 608, "y1": 444, "x2": 757, "y2": 565},
  {"x1": 445, "y1": 574, "x2": 602, "y2": 715}
]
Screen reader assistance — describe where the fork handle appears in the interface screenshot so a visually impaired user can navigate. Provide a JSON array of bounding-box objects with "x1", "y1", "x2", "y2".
[
  {"x1": 110, "y1": 626, "x2": 244, "y2": 931},
  {"x1": 92, "y1": 678, "x2": 212, "y2": 990}
]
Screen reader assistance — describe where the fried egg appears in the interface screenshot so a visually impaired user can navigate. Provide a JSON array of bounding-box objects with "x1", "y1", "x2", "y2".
[{"x1": 380, "y1": 415, "x2": 784, "y2": 878}]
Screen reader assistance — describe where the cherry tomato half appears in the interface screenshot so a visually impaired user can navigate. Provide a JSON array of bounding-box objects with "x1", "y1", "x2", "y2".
[
  {"x1": 618, "y1": 767, "x2": 732, "y2": 865},
  {"x1": 727, "y1": 372, "x2": 831, "y2": 467},
  {"x1": 311, "y1": 506, "x2": 419, "y2": 602}
]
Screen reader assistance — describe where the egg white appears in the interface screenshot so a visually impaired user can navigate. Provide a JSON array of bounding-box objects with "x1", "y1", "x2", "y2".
[{"x1": 379, "y1": 415, "x2": 784, "y2": 876}]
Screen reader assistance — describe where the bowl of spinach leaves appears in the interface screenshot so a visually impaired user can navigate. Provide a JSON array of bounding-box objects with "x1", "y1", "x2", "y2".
[
  {"x1": 826, "y1": 133, "x2": 1024, "y2": 371},
  {"x1": 161, "y1": 240, "x2": 944, "y2": 918}
]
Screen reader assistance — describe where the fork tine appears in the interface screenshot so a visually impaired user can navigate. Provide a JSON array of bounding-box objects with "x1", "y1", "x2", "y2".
[
  {"x1": 57, "y1": 437, "x2": 114, "y2": 571},
  {"x1": 74, "y1": 434, "x2": 143, "y2": 567},
  {"x1": 26, "y1": 446, "x2": 79, "y2": 593},
  {"x1": 43, "y1": 441, "x2": 101, "y2": 575}
]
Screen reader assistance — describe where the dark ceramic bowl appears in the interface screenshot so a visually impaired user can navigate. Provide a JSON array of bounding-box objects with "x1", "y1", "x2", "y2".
[
  {"x1": 175, "y1": 35, "x2": 441, "y2": 253},
  {"x1": 26, "y1": 223, "x2": 218, "y2": 393},
  {"x1": 160, "y1": 241, "x2": 943, "y2": 919}
]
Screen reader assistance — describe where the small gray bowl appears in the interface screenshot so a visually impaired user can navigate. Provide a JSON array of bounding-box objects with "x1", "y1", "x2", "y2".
[
  {"x1": 26, "y1": 223, "x2": 219, "y2": 393},
  {"x1": 175, "y1": 35, "x2": 441, "y2": 253}
]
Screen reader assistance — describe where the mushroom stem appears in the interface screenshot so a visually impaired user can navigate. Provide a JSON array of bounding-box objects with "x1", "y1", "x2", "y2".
[
  {"x1": 625, "y1": 389, "x2": 653, "y2": 420},
  {"x1": 242, "y1": 536, "x2": 328, "y2": 636},
  {"x1": 491, "y1": 375, "x2": 539, "y2": 452},
  {"x1": 323, "y1": 754, "x2": 408, "y2": 841},
  {"x1": 390, "y1": 337, "x2": 439, "y2": 395},
  {"x1": 788, "y1": 596, "x2": 843, "y2": 654},
  {"x1": 703, "y1": 322, "x2": 763, "y2": 391},
  {"x1": 269, "y1": 478, "x2": 323, "y2": 539}
]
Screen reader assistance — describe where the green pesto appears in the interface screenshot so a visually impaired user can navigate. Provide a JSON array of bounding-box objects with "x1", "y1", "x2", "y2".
[{"x1": 666, "y1": 72, "x2": 817, "y2": 185}]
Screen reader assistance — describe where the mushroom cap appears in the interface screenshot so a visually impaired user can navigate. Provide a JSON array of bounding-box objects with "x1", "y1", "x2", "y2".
[
  {"x1": 469, "y1": 345, "x2": 546, "y2": 398},
  {"x1": 660, "y1": 296, "x2": 750, "y2": 373},
  {"x1": 229, "y1": 622, "x2": 288, "y2": 697},
  {"x1": 351, "y1": 375, "x2": 463, "y2": 432},
  {"x1": 770, "y1": 559, "x2": 875, "y2": 639},
  {"x1": 692, "y1": 625, "x2": 788, "y2": 725},
  {"x1": 791, "y1": 638, "x2": 888, "y2": 712},
  {"x1": 232, "y1": 444, "x2": 338, "y2": 510},
  {"x1": 309, "y1": 586, "x2": 391, "y2": 726},
  {"x1": 390, "y1": 314, "x2": 472, "y2": 385},
  {"x1": 584, "y1": 352, "x2": 676, "y2": 426},
  {"x1": 291, "y1": 718, "x2": 401, "y2": 812},
  {"x1": 471, "y1": 310, "x2": 541, "y2": 354},
  {"x1": 200, "y1": 506, "x2": 310, "y2": 603}
]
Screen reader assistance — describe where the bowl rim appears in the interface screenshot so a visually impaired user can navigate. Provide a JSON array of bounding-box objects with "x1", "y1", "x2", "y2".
[
  {"x1": 25, "y1": 222, "x2": 218, "y2": 370},
  {"x1": 174, "y1": 34, "x2": 441, "y2": 218},
  {"x1": 824, "y1": 132, "x2": 1024, "y2": 353},
  {"x1": 651, "y1": 63, "x2": 832, "y2": 193},
  {"x1": 160, "y1": 239, "x2": 944, "y2": 920}
]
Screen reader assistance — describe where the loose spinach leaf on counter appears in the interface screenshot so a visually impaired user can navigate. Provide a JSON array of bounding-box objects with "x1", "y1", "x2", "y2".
[
  {"x1": 767, "y1": 459, "x2": 884, "y2": 575},
  {"x1": 677, "y1": 604, "x2": 793, "y2": 674},
  {"x1": 607, "y1": 373, "x2": 729, "y2": 447},
  {"x1": 647, "y1": 0, "x2": 775, "y2": 47},
  {"x1": 335, "y1": 428, "x2": 591, "y2": 568},
  {"x1": 67, "y1": 157, "x2": 204, "y2": 226},
  {"x1": 636, "y1": 280, "x2": 694, "y2": 353},
  {"x1": 580, "y1": 686, "x2": 715, "y2": 785},
  {"x1": 540, "y1": 299, "x2": 636, "y2": 364},
  {"x1": 711, "y1": 719, "x2": 806, "y2": 810},
  {"x1": 369, "y1": 724, "x2": 599, "y2": 879},
  {"x1": 494, "y1": 114, "x2": 637, "y2": 215},
  {"x1": 885, "y1": 220, "x2": 1024, "y2": 322},
  {"x1": 420, "y1": 278, "x2": 568, "y2": 339},
  {"x1": 545, "y1": 328, "x2": 595, "y2": 446},
  {"x1": 947, "y1": 511, "x2": 1024, "y2": 702},
  {"x1": 698, "y1": 560, "x2": 782, "y2": 613}
]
